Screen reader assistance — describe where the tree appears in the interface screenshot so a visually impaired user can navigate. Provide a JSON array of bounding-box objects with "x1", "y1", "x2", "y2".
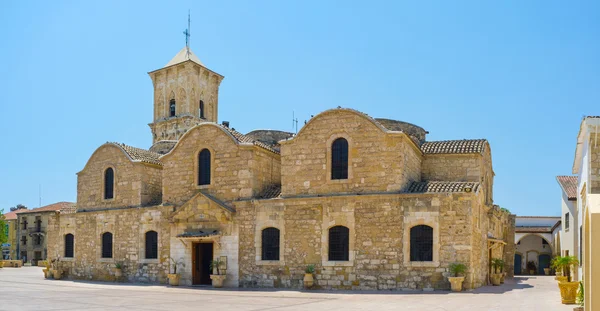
[
  {"x1": 0, "y1": 209, "x2": 8, "y2": 246},
  {"x1": 9, "y1": 204, "x2": 27, "y2": 212}
]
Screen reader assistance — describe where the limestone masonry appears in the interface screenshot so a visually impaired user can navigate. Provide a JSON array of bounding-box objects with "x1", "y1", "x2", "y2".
[{"x1": 47, "y1": 46, "x2": 514, "y2": 290}]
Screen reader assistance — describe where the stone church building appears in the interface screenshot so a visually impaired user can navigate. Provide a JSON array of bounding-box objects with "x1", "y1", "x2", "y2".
[{"x1": 48, "y1": 46, "x2": 514, "y2": 290}]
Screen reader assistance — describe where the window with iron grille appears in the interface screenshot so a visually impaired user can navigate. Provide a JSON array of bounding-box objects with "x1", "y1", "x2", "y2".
[
  {"x1": 34, "y1": 235, "x2": 41, "y2": 245},
  {"x1": 199, "y1": 100, "x2": 205, "y2": 119},
  {"x1": 328, "y1": 226, "x2": 349, "y2": 261},
  {"x1": 101, "y1": 232, "x2": 113, "y2": 258},
  {"x1": 198, "y1": 149, "x2": 211, "y2": 185},
  {"x1": 21, "y1": 218, "x2": 28, "y2": 230},
  {"x1": 35, "y1": 217, "x2": 41, "y2": 232},
  {"x1": 65, "y1": 234, "x2": 74, "y2": 257},
  {"x1": 169, "y1": 99, "x2": 176, "y2": 117},
  {"x1": 104, "y1": 168, "x2": 114, "y2": 199},
  {"x1": 261, "y1": 227, "x2": 280, "y2": 260},
  {"x1": 331, "y1": 138, "x2": 348, "y2": 180},
  {"x1": 410, "y1": 225, "x2": 433, "y2": 261},
  {"x1": 145, "y1": 231, "x2": 158, "y2": 259},
  {"x1": 21, "y1": 236, "x2": 27, "y2": 246}
]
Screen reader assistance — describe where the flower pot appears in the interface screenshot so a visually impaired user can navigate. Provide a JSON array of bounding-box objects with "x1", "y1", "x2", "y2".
[
  {"x1": 556, "y1": 276, "x2": 568, "y2": 283},
  {"x1": 544, "y1": 268, "x2": 551, "y2": 276},
  {"x1": 555, "y1": 271, "x2": 563, "y2": 280},
  {"x1": 304, "y1": 273, "x2": 314, "y2": 288},
  {"x1": 53, "y1": 270, "x2": 62, "y2": 280},
  {"x1": 500, "y1": 273, "x2": 505, "y2": 284},
  {"x1": 167, "y1": 274, "x2": 180, "y2": 286},
  {"x1": 558, "y1": 281, "x2": 579, "y2": 304},
  {"x1": 573, "y1": 307, "x2": 584, "y2": 311},
  {"x1": 0, "y1": 261, "x2": 4, "y2": 268},
  {"x1": 43, "y1": 268, "x2": 51, "y2": 279},
  {"x1": 529, "y1": 270, "x2": 535, "y2": 275},
  {"x1": 114, "y1": 268, "x2": 123, "y2": 278},
  {"x1": 491, "y1": 274, "x2": 501, "y2": 286},
  {"x1": 448, "y1": 276, "x2": 465, "y2": 292},
  {"x1": 210, "y1": 274, "x2": 226, "y2": 288}
]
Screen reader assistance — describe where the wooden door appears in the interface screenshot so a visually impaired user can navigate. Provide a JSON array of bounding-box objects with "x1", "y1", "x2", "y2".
[{"x1": 192, "y1": 243, "x2": 213, "y2": 285}]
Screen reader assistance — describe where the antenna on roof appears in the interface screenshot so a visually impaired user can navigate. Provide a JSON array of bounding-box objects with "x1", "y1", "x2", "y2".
[
  {"x1": 183, "y1": 10, "x2": 191, "y2": 59},
  {"x1": 292, "y1": 111, "x2": 299, "y2": 134}
]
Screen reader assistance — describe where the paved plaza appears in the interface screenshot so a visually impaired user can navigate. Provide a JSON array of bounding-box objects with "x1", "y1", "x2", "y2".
[{"x1": 0, "y1": 267, "x2": 573, "y2": 311}]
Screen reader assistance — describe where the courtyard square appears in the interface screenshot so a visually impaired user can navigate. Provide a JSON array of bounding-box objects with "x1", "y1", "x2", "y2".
[{"x1": 0, "y1": 267, "x2": 572, "y2": 311}]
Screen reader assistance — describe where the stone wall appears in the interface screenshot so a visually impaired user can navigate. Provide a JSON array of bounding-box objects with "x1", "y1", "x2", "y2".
[
  {"x1": 77, "y1": 144, "x2": 162, "y2": 210},
  {"x1": 422, "y1": 154, "x2": 482, "y2": 183},
  {"x1": 280, "y1": 109, "x2": 422, "y2": 197},
  {"x1": 47, "y1": 206, "x2": 171, "y2": 283},
  {"x1": 161, "y1": 124, "x2": 281, "y2": 205},
  {"x1": 237, "y1": 191, "x2": 487, "y2": 290}
]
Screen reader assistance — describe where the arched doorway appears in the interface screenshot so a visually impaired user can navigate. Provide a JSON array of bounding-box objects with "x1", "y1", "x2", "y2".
[
  {"x1": 538, "y1": 254, "x2": 551, "y2": 275},
  {"x1": 514, "y1": 253, "x2": 522, "y2": 275}
]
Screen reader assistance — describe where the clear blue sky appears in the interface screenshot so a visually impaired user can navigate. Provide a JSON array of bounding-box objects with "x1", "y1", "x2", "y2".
[{"x1": 1, "y1": 1, "x2": 598, "y2": 216}]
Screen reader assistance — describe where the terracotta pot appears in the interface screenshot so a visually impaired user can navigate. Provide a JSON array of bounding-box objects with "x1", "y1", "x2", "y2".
[
  {"x1": 210, "y1": 274, "x2": 226, "y2": 288},
  {"x1": 544, "y1": 268, "x2": 551, "y2": 275},
  {"x1": 556, "y1": 276, "x2": 568, "y2": 283},
  {"x1": 558, "y1": 281, "x2": 579, "y2": 304},
  {"x1": 304, "y1": 273, "x2": 314, "y2": 288},
  {"x1": 167, "y1": 274, "x2": 180, "y2": 286},
  {"x1": 500, "y1": 273, "x2": 505, "y2": 284},
  {"x1": 53, "y1": 270, "x2": 62, "y2": 280},
  {"x1": 114, "y1": 268, "x2": 123, "y2": 278},
  {"x1": 490, "y1": 274, "x2": 501, "y2": 286},
  {"x1": 448, "y1": 276, "x2": 464, "y2": 292}
]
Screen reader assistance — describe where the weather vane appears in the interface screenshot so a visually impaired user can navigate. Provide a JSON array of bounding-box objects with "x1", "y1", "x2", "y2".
[{"x1": 183, "y1": 10, "x2": 191, "y2": 59}]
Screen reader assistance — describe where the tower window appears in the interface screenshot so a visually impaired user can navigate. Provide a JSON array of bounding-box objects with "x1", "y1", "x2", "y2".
[
  {"x1": 198, "y1": 149, "x2": 211, "y2": 185},
  {"x1": 328, "y1": 226, "x2": 349, "y2": 261},
  {"x1": 199, "y1": 100, "x2": 205, "y2": 119},
  {"x1": 65, "y1": 234, "x2": 74, "y2": 258},
  {"x1": 104, "y1": 168, "x2": 114, "y2": 199},
  {"x1": 410, "y1": 225, "x2": 433, "y2": 261},
  {"x1": 169, "y1": 99, "x2": 176, "y2": 117},
  {"x1": 331, "y1": 138, "x2": 349, "y2": 180},
  {"x1": 101, "y1": 232, "x2": 113, "y2": 258},
  {"x1": 261, "y1": 227, "x2": 280, "y2": 261}
]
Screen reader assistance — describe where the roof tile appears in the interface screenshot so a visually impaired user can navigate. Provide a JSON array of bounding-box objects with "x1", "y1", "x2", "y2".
[
  {"x1": 556, "y1": 176, "x2": 578, "y2": 200},
  {"x1": 421, "y1": 139, "x2": 487, "y2": 155},
  {"x1": 17, "y1": 202, "x2": 75, "y2": 214},
  {"x1": 109, "y1": 142, "x2": 163, "y2": 166}
]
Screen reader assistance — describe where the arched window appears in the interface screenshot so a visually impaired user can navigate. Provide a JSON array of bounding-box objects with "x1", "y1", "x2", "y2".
[
  {"x1": 331, "y1": 138, "x2": 348, "y2": 180},
  {"x1": 64, "y1": 234, "x2": 74, "y2": 258},
  {"x1": 328, "y1": 226, "x2": 349, "y2": 261},
  {"x1": 101, "y1": 232, "x2": 113, "y2": 258},
  {"x1": 199, "y1": 100, "x2": 205, "y2": 119},
  {"x1": 410, "y1": 225, "x2": 433, "y2": 261},
  {"x1": 145, "y1": 231, "x2": 158, "y2": 259},
  {"x1": 169, "y1": 99, "x2": 176, "y2": 117},
  {"x1": 198, "y1": 149, "x2": 211, "y2": 185},
  {"x1": 104, "y1": 168, "x2": 114, "y2": 199},
  {"x1": 261, "y1": 227, "x2": 280, "y2": 260}
]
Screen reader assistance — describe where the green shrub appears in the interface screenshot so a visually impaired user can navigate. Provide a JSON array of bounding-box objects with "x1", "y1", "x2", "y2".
[{"x1": 449, "y1": 263, "x2": 467, "y2": 277}]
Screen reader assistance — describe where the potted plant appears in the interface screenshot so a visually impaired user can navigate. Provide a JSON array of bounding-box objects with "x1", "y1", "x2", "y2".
[
  {"x1": 168, "y1": 257, "x2": 184, "y2": 286},
  {"x1": 447, "y1": 263, "x2": 467, "y2": 292},
  {"x1": 526, "y1": 261, "x2": 536, "y2": 275},
  {"x1": 209, "y1": 258, "x2": 226, "y2": 288},
  {"x1": 551, "y1": 257, "x2": 568, "y2": 283},
  {"x1": 574, "y1": 281, "x2": 584, "y2": 311},
  {"x1": 554, "y1": 256, "x2": 579, "y2": 304},
  {"x1": 51, "y1": 257, "x2": 62, "y2": 280},
  {"x1": 490, "y1": 259, "x2": 502, "y2": 286},
  {"x1": 113, "y1": 262, "x2": 123, "y2": 278},
  {"x1": 43, "y1": 260, "x2": 52, "y2": 279},
  {"x1": 304, "y1": 264, "x2": 315, "y2": 289},
  {"x1": 543, "y1": 267, "x2": 551, "y2": 275}
]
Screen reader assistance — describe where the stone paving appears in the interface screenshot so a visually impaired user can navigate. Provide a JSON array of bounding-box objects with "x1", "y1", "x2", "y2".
[{"x1": 0, "y1": 267, "x2": 573, "y2": 311}]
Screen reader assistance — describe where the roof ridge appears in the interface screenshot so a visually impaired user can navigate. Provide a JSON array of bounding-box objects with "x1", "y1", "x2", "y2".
[{"x1": 108, "y1": 142, "x2": 163, "y2": 166}]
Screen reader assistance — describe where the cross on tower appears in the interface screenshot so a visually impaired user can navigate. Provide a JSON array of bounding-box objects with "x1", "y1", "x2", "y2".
[{"x1": 183, "y1": 10, "x2": 191, "y2": 59}]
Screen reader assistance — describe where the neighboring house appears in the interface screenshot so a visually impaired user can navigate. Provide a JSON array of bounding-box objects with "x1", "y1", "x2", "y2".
[
  {"x1": 16, "y1": 202, "x2": 74, "y2": 265},
  {"x1": 571, "y1": 116, "x2": 600, "y2": 310},
  {"x1": 46, "y1": 45, "x2": 515, "y2": 291},
  {"x1": 556, "y1": 175, "x2": 580, "y2": 281},
  {"x1": 2, "y1": 209, "x2": 26, "y2": 260},
  {"x1": 514, "y1": 216, "x2": 561, "y2": 275}
]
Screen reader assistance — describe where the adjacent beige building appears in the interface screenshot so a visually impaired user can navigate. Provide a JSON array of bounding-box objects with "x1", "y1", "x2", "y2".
[{"x1": 47, "y1": 46, "x2": 514, "y2": 291}]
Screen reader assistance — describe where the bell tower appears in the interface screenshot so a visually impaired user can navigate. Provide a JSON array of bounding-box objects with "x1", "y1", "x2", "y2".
[{"x1": 147, "y1": 45, "x2": 224, "y2": 144}]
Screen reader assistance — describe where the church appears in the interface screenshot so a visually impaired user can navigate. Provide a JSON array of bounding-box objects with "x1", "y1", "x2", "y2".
[{"x1": 47, "y1": 44, "x2": 514, "y2": 290}]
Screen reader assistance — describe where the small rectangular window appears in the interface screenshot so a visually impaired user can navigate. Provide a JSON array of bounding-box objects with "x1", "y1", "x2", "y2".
[{"x1": 565, "y1": 212, "x2": 570, "y2": 230}]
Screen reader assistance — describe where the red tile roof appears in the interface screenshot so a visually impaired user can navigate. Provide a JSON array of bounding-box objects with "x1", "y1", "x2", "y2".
[
  {"x1": 421, "y1": 139, "x2": 487, "y2": 155},
  {"x1": 2, "y1": 209, "x2": 26, "y2": 220},
  {"x1": 556, "y1": 176, "x2": 578, "y2": 200},
  {"x1": 17, "y1": 202, "x2": 75, "y2": 214}
]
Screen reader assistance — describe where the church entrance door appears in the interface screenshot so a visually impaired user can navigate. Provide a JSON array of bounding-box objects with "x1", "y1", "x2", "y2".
[{"x1": 192, "y1": 242, "x2": 213, "y2": 285}]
